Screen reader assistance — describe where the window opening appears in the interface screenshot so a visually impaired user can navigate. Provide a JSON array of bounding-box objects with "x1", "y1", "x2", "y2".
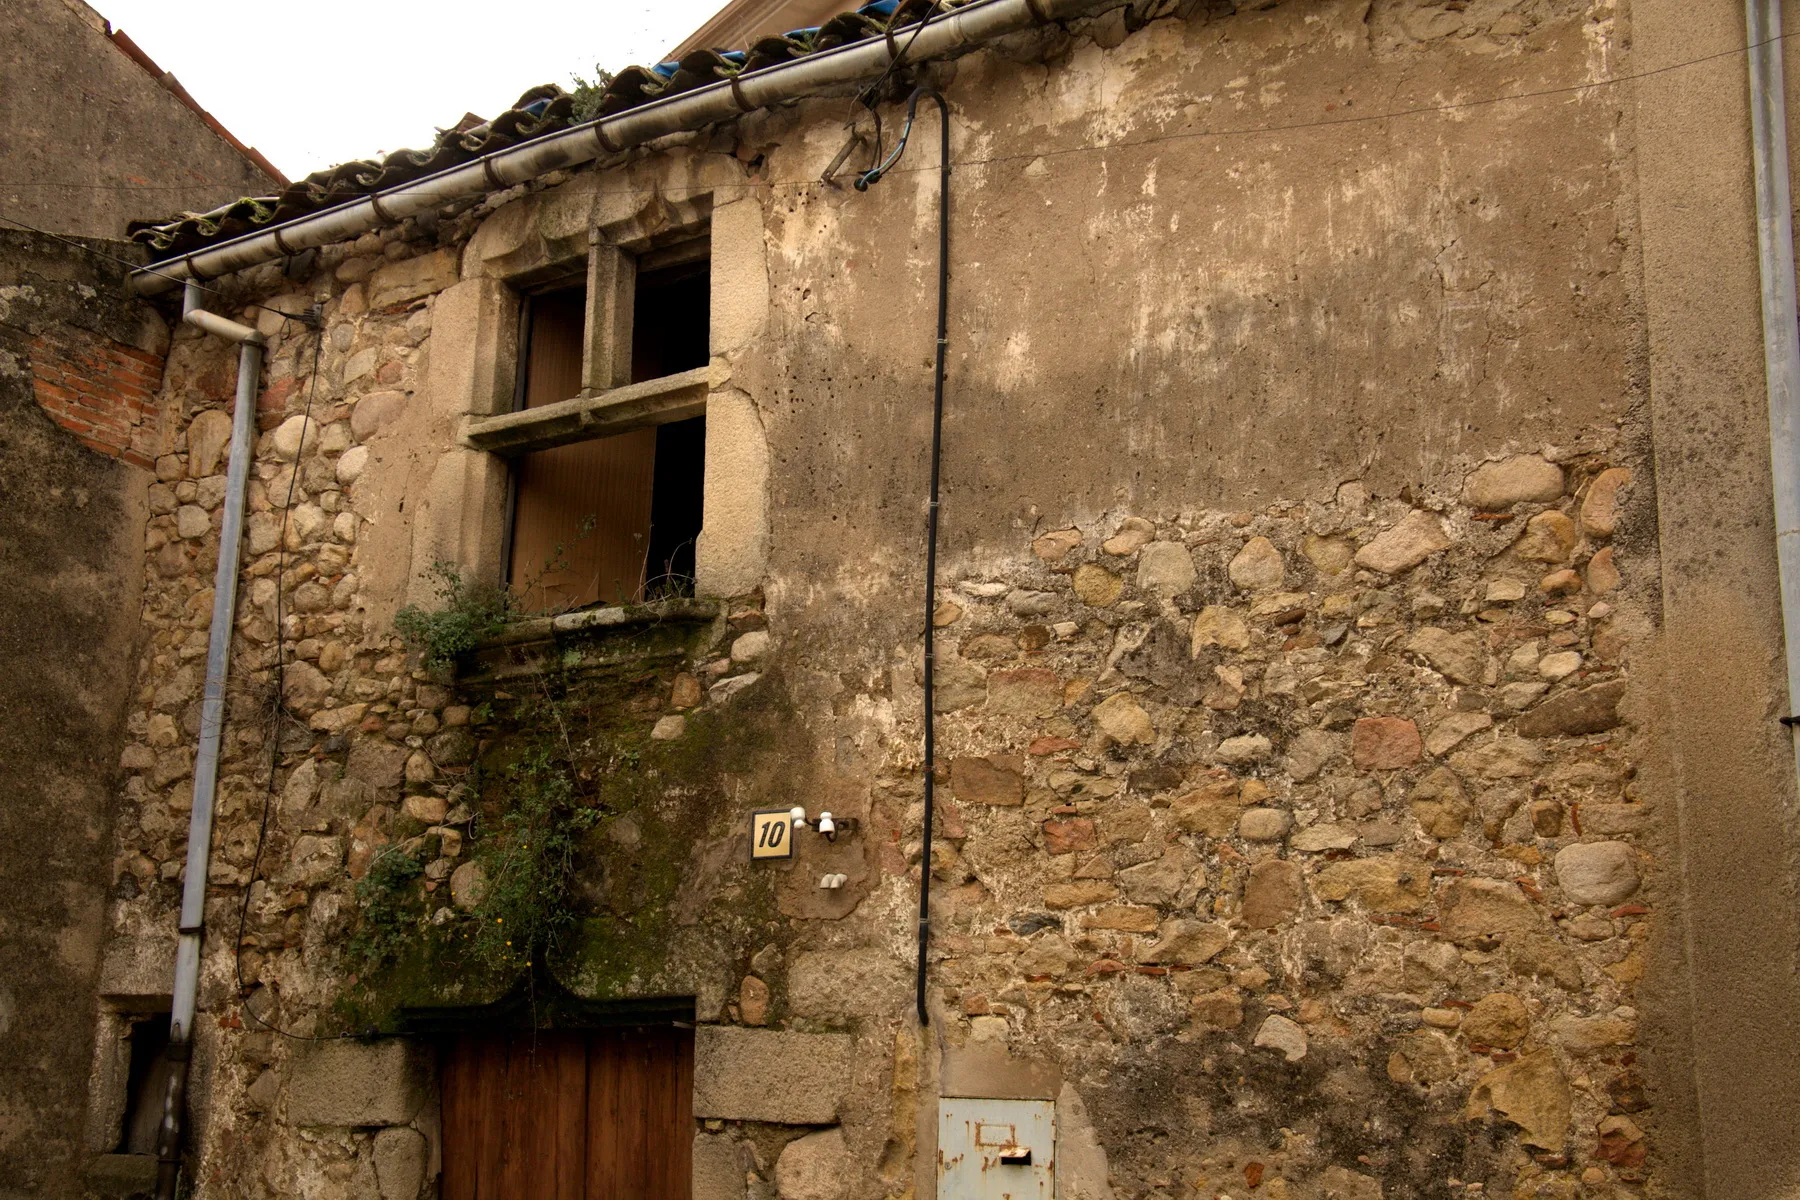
[
  {"x1": 521, "y1": 284, "x2": 586, "y2": 408},
  {"x1": 118, "y1": 1015, "x2": 173, "y2": 1155},
  {"x1": 508, "y1": 246, "x2": 710, "y2": 611},
  {"x1": 645, "y1": 415, "x2": 705, "y2": 598},
  {"x1": 630, "y1": 254, "x2": 709, "y2": 382}
]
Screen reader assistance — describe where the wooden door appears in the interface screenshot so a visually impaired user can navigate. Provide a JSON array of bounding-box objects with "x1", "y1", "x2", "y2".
[{"x1": 440, "y1": 1027, "x2": 694, "y2": 1200}]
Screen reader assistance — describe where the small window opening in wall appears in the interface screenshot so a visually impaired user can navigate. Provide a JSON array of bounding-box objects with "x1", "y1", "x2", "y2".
[
  {"x1": 118, "y1": 1016, "x2": 173, "y2": 1155},
  {"x1": 630, "y1": 243, "x2": 710, "y2": 382},
  {"x1": 645, "y1": 415, "x2": 705, "y2": 597},
  {"x1": 508, "y1": 244, "x2": 709, "y2": 611}
]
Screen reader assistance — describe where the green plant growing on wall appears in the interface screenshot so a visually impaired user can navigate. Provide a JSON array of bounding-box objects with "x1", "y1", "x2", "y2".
[
  {"x1": 393, "y1": 559, "x2": 517, "y2": 670},
  {"x1": 463, "y1": 719, "x2": 599, "y2": 973},
  {"x1": 350, "y1": 551, "x2": 724, "y2": 1025},
  {"x1": 347, "y1": 846, "x2": 427, "y2": 968},
  {"x1": 568, "y1": 66, "x2": 618, "y2": 124},
  {"x1": 394, "y1": 522, "x2": 600, "y2": 669}
]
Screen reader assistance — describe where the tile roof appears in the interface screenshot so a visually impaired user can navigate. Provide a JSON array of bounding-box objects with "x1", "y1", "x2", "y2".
[{"x1": 127, "y1": 0, "x2": 952, "y2": 263}]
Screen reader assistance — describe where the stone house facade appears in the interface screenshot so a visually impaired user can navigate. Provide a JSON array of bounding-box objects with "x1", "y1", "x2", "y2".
[{"x1": 14, "y1": 0, "x2": 1800, "y2": 1198}]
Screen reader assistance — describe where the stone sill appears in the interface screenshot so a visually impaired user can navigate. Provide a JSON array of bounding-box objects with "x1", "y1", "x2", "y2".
[
  {"x1": 462, "y1": 367, "x2": 709, "y2": 455},
  {"x1": 458, "y1": 597, "x2": 720, "y2": 683},
  {"x1": 83, "y1": 1154, "x2": 156, "y2": 1198}
]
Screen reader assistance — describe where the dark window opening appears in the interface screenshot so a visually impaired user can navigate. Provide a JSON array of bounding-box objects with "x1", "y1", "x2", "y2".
[
  {"x1": 508, "y1": 249, "x2": 709, "y2": 611},
  {"x1": 645, "y1": 416, "x2": 705, "y2": 598},
  {"x1": 517, "y1": 283, "x2": 587, "y2": 410},
  {"x1": 118, "y1": 1016, "x2": 173, "y2": 1155},
  {"x1": 630, "y1": 255, "x2": 710, "y2": 383}
]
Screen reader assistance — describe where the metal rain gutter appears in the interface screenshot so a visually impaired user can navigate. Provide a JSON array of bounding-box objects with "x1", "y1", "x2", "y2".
[
  {"x1": 1746, "y1": 0, "x2": 1800, "y2": 775},
  {"x1": 154, "y1": 281, "x2": 265, "y2": 1200},
  {"x1": 129, "y1": 0, "x2": 1106, "y2": 297}
]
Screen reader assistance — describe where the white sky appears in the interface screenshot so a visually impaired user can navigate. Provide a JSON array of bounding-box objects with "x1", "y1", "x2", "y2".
[{"x1": 91, "y1": 0, "x2": 732, "y2": 180}]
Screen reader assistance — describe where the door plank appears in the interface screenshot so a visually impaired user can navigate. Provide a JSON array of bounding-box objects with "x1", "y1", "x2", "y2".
[
  {"x1": 551, "y1": 1035, "x2": 588, "y2": 1200},
  {"x1": 444, "y1": 1026, "x2": 695, "y2": 1199},
  {"x1": 439, "y1": 1042, "x2": 473, "y2": 1200}
]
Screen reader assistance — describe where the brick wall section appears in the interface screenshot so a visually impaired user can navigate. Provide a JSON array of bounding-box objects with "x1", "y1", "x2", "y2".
[{"x1": 26, "y1": 326, "x2": 165, "y2": 469}]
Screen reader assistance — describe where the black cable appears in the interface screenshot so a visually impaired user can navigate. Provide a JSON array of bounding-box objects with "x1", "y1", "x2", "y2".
[
  {"x1": 854, "y1": 84, "x2": 951, "y2": 1027},
  {"x1": 229, "y1": 321, "x2": 351, "y2": 1043},
  {"x1": 857, "y1": 0, "x2": 941, "y2": 112}
]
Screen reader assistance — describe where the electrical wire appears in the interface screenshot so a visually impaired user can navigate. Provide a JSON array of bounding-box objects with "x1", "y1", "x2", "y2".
[
  {"x1": 856, "y1": 0, "x2": 942, "y2": 113},
  {"x1": 227, "y1": 323, "x2": 354, "y2": 1042},
  {"x1": 849, "y1": 85, "x2": 950, "y2": 1027}
]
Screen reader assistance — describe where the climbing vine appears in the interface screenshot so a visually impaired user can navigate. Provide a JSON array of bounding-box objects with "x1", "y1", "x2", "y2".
[
  {"x1": 392, "y1": 558, "x2": 517, "y2": 671},
  {"x1": 461, "y1": 702, "x2": 600, "y2": 973},
  {"x1": 343, "y1": 679, "x2": 604, "y2": 984}
]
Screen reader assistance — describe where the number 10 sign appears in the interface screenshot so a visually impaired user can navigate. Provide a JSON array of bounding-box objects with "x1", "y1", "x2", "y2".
[{"x1": 749, "y1": 810, "x2": 795, "y2": 860}]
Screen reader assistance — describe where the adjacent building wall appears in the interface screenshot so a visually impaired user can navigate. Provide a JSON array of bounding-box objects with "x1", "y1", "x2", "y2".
[
  {"x1": 1632, "y1": 0, "x2": 1800, "y2": 1193},
  {"x1": 87, "y1": 1, "x2": 1800, "y2": 1198},
  {"x1": 0, "y1": 0, "x2": 282, "y2": 240},
  {"x1": 0, "y1": 229, "x2": 163, "y2": 1198}
]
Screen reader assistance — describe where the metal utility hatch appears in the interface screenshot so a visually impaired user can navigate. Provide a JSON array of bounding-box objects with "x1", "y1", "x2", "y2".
[{"x1": 938, "y1": 1097, "x2": 1054, "y2": 1198}]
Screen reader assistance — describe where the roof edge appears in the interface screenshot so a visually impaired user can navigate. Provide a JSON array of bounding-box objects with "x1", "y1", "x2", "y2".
[
  {"x1": 129, "y1": 0, "x2": 1117, "y2": 294},
  {"x1": 109, "y1": 28, "x2": 289, "y2": 188},
  {"x1": 668, "y1": 0, "x2": 849, "y2": 60}
]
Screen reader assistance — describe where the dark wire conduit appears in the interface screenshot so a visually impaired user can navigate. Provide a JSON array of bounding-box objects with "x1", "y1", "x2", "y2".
[{"x1": 856, "y1": 85, "x2": 950, "y2": 1027}]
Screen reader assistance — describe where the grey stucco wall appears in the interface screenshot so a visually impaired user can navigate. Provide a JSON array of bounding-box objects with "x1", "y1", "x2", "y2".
[
  {"x1": 1632, "y1": 0, "x2": 1800, "y2": 1195},
  {"x1": 0, "y1": 230, "x2": 159, "y2": 1197},
  {"x1": 0, "y1": 0, "x2": 280, "y2": 240}
]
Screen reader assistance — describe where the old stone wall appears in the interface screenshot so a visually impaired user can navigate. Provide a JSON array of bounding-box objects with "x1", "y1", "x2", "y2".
[
  {"x1": 86, "y1": 2, "x2": 1758, "y2": 1198},
  {"x1": 0, "y1": 230, "x2": 162, "y2": 1198}
]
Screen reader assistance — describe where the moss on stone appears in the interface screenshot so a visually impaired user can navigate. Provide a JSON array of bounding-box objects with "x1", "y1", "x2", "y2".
[{"x1": 340, "y1": 621, "x2": 804, "y2": 1027}]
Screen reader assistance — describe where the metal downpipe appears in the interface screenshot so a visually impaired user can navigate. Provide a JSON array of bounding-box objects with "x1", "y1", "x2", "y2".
[
  {"x1": 154, "y1": 281, "x2": 265, "y2": 1200},
  {"x1": 1746, "y1": 0, "x2": 1800, "y2": 776}
]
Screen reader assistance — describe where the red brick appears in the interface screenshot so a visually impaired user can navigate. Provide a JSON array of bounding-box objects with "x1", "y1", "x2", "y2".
[
  {"x1": 114, "y1": 344, "x2": 163, "y2": 367},
  {"x1": 24, "y1": 328, "x2": 166, "y2": 465},
  {"x1": 258, "y1": 378, "x2": 297, "y2": 410}
]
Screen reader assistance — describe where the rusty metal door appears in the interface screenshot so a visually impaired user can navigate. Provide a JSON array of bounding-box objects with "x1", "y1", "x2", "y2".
[{"x1": 938, "y1": 1098, "x2": 1054, "y2": 1198}]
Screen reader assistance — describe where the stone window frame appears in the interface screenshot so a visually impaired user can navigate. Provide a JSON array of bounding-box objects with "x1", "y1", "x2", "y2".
[
  {"x1": 84, "y1": 1001, "x2": 170, "y2": 1157},
  {"x1": 82, "y1": 938, "x2": 179, "y2": 1178},
  {"x1": 419, "y1": 185, "x2": 767, "y2": 606}
]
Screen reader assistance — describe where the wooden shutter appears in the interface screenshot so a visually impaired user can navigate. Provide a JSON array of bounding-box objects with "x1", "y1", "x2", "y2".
[
  {"x1": 508, "y1": 287, "x2": 655, "y2": 610},
  {"x1": 440, "y1": 1026, "x2": 694, "y2": 1200}
]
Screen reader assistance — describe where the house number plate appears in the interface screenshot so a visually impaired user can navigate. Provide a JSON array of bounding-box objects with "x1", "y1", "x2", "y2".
[{"x1": 749, "y1": 810, "x2": 794, "y2": 860}]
